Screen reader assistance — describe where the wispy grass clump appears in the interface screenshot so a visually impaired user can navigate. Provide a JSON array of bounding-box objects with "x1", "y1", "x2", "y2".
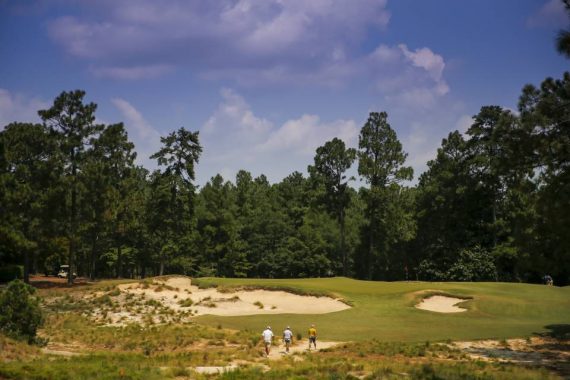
[{"x1": 177, "y1": 298, "x2": 193, "y2": 307}]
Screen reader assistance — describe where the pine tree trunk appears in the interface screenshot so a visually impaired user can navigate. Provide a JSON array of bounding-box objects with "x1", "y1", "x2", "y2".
[
  {"x1": 23, "y1": 220, "x2": 30, "y2": 283},
  {"x1": 90, "y1": 233, "x2": 97, "y2": 281},
  {"x1": 23, "y1": 249, "x2": 30, "y2": 284},
  {"x1": 340, "y1": 208, "x2": 347, "y2": 276},
  {"x1": 117, "y1": 244, "x2": 122, "y2": 278},
  {"x1": 69, "y1": 159, "x2": 77, "y2": 286}
]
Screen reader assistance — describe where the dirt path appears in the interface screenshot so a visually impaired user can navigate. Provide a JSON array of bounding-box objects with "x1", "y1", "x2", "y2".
[{"x1": 265, "y1": 340, "x2": 342, "y2": 360}]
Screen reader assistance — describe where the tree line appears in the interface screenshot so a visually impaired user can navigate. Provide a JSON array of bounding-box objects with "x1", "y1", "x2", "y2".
[{"x1": 1, "y1": 71, "x2": 569, "y2": 285}]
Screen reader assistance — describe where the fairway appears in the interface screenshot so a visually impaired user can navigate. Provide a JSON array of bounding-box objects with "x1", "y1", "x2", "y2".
[{"x1": 194, "y1": 277, "x2": 570, "y2": 342}]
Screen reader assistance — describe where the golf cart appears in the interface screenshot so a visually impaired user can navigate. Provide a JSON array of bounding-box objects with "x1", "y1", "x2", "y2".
[{"x1": 57, "y1": 265, "x2": 77, "y2": 279}]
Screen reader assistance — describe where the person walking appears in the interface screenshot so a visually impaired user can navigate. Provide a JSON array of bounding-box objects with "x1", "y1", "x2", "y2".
[
  {"x1": 308, "y1": 324, "x2": 317, "y2": 350},
  {"x1": 282, "y1": 326, "x2": 293, "y2": 353},
  {"x1": 261, "y1": 326, "x2": 274, "y2": 356}
]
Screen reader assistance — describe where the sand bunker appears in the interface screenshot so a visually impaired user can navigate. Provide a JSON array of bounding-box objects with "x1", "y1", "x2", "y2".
[
  {"x1": 415, "y1": 295, "x2": 467, "y2": 313},
  {"x1": 116, "y1": 276, "x2": 350, "y2": 317}
]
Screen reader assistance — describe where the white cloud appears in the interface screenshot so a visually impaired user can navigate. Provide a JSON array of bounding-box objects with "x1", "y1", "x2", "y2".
[
  {"x1": 111, "y1": 98, "x2": 162, "y2": 168},
  {"x1": 0, "y1": 89, "x2": 47, "y2": 129},
  {"x1": 46, "y1": 0, "x2": 391, "y2": 80},
  {"x1": 91, "y1": 64, "x2": 174, "y2": 80},
  {"x1": 258, "y1": 115, "x2": 358, "y2": 155},
  {"x1": 203, "y1": 88, "x2": 271, "y2": 137},
  {"x1": 366, "y1": 44, "x2": 449, "y2": 109},
  {"x1": 197, "y1": 88, "x2": 359, "y2": 184},
  {"x1": 399, "y1": 44, "x2": 446, "y2": 82},
  {"x1": 403, "y1": 122, "x2": 438, "y2": 172},
  {"x1": 527, "y1": 0, "x2": 568, "y2": 28},
  {"x1": 369, "y1": 44, "x2": 401, "y2": 63},
  {"x1": 455, "y1": 114, "x2": 473, "y2": 134}
]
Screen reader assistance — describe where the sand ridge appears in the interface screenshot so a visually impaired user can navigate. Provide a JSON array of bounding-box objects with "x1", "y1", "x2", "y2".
[{"x1": 116, "y1": 276, "x2": 351, "y2": 317}]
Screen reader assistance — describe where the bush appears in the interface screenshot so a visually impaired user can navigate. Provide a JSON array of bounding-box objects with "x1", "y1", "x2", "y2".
[
  {"x1": 417, "y1": 260, "x2": 446, "y2": 281},
  {"x1": 0, "y1": 280, "x2": 44, "y2": 343},
  {"x1": 0, "y1": 265, "x2": 23, "y2": 283},
  {"x1": 447, "y1": 246, "x2": 497, "y2": 281}
]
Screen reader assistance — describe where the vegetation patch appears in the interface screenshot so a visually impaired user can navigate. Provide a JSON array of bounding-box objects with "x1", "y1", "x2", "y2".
[{"x1": 177, "y1": 298, "x2": 193, "y2": 307}]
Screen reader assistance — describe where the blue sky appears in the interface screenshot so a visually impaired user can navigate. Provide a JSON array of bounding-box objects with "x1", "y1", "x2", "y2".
[{"x1": 1, "y1": 0, "x2": 568, "y2": 186}]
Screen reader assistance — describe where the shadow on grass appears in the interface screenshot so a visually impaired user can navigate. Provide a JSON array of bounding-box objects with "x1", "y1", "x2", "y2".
[
  {"x1": 541, "y1": 324, "x2": 570, "y2": 340},
  {"x1": 30, "y1": 276, "x2": 91, "y2": 289}
]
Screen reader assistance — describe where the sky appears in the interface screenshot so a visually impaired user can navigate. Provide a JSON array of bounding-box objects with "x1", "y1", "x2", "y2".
[{"x1": 1, "y1": 0, "x2": 568, "y2": 186}]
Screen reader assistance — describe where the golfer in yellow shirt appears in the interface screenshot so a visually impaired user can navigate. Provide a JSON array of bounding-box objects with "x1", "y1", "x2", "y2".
[{"x1": 308, "y1": 324, "x2": 317, "y2": 350}]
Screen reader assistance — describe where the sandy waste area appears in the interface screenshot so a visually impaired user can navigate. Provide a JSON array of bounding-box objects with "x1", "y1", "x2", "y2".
[
  {"x1": 415, "y1": 295, "x2": 467, "y2": 313},
  {"x1": 86, "y1": 276, "x2": 350, "y2": 325},
  {"x1": 117, "y1": 276, "x2": 349, "y2": 316}
]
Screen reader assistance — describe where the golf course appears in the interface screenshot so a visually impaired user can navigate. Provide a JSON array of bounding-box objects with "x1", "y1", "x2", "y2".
[{"x1": 1, "y1": 276, "x2": 569, "y2": 379}]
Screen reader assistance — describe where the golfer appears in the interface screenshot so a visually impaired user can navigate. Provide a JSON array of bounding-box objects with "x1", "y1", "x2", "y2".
[
  {"x1": 308, "y1": 324, "x2": 317, "y2": 350},
  {"x1": 282, "y1": 326, "x2": 293, "y2": 353},
  {"x1": 261, "y1": 326, "x2": 274, "y2": 356}
]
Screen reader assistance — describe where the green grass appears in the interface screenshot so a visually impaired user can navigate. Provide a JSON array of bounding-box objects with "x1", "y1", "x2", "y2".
[{"x1": 193, "y1": 277, "x2": 570, "y2": 342}]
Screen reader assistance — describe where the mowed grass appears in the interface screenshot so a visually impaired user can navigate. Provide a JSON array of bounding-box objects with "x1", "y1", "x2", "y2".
[{"x1": 194, "y1": 277, "x2": 570, "y2": 342}]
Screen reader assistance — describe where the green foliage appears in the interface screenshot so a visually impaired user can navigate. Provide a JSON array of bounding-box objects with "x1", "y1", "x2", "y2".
[
  {"x1": 0, "y1": 280, "x2": 43, "y2": 343},
  {"x1": 177, "y1": 298, "x2": 193, "y2": 307},
  {"x1": 2, "y1": 72, "x2": 570, "y2": 285},
  {"x1": 309, "y1": 138, "x2": 356, "y2": 276},
  {"x1": 355, "y1": 112, "x2": 414, "y2": 280},
  {"x1": 0, "y1": 265, "x2": 23, "y2": 283},
  {"x1": 447, "y1": 247, "x2": 497, "y2": 281},
  {"x1": 556, "y1": 0, "x2": 570, "y2": 58}
]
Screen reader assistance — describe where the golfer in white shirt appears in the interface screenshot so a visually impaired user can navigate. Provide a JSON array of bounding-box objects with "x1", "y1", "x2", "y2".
[
  {"x1": 261, "y1": 326, "x2": 274, "y2": 356},
  {"x1": 282, "y1": 326, "x2": 293, "y2": 353}
]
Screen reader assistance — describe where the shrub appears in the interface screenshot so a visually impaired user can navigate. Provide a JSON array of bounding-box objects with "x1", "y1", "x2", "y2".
[
  {"x1": 0, "y1": 265, "x2": 23, "y2": 283},
  {"x1": 417, "y1": 260, "x2": 446, "y2": 281},
  {"x1": 178, "y1": 298, "x2": 193, "y2": 307},
  {"x1": 447, "y1": 246, "x2": 497, "y2": 281},
  {"x1": 0, "y1": 280, "x2": 44, "y2": 343}
]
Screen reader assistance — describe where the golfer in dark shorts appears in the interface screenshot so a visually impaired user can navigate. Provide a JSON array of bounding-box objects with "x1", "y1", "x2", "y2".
[
  {"x1": 283, "y1": 326, "x2": 293, "y2": 353},
  {"x1": 308, "y1": 324, "x2": 317, "y2": 350}
]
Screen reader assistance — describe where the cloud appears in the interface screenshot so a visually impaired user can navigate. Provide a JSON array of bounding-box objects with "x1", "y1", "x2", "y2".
[
  {"x1": 258, "y1": 115, "x2": 358, "y2": 155},
  {"x1": 111, "y1": 98, "x2": 163, "y2": 168},
  {"x1": 455, "y1": 114, "x2": 473, "y2": 134},
  {"x1": 0, "y1": 89, "x2": 47, "y2": 129},
  {"x1": 203, "y1": 88, "x2": 271, "y2": 137},
  {"x1": 197, "y1": 88, "x2": 359, "y2": 184},
  {"x1": 527, "y1": 0, "x2": 568, "y2": 28},
  {"x1": 399, "y1": 44, "x2": 446, "y2": 82},
  {"x1": 367, "y1": 44, "x2": 449, "y2": 109},
  {"x1": 46, "y1": 0, "x2": 390, "y2": 81},
  {"x1": 44, "y1": 0, "x2": 451, "y2": 110},
  {"x1": 91, "y1": 64, "x2": 174, "y2": 80}
]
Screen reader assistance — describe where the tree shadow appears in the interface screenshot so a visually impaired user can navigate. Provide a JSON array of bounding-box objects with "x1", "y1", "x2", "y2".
[
  {"x1": 30, "y1": 276, "x2": 90, "y2": 289},
  {"x1": 532, "y1": 324, "x2": 570, "y2": 352},
  {"x1": 541, "y1": 324, "x2": 570, "y2": 340}
]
